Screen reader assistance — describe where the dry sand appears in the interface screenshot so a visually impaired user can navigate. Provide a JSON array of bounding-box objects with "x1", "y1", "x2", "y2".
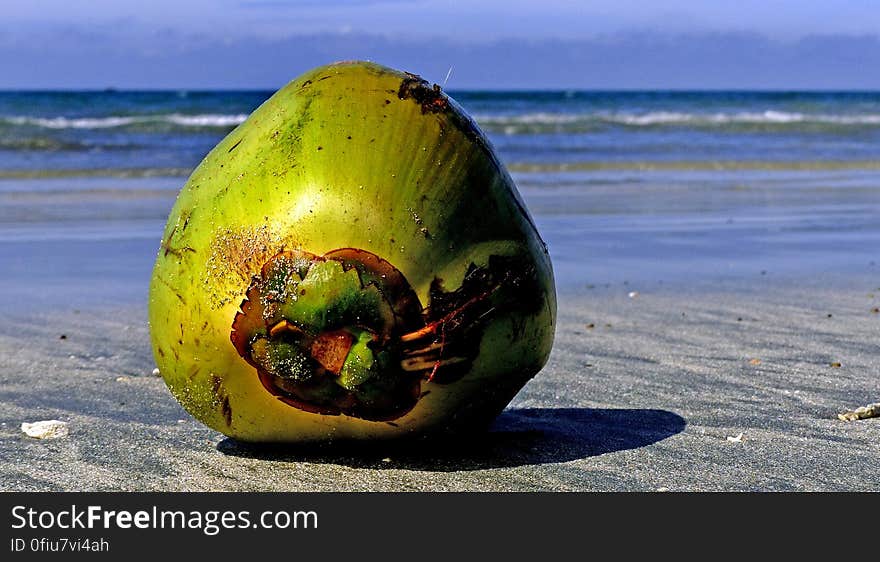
[{"x1": 1, "y1": 275, "x2": 877, "y2": 491}]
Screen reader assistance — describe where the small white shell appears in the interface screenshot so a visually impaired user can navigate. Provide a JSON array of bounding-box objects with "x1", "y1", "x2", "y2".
[{"x1": 21, "y1": 420, "x2": 69, "y2": 439}]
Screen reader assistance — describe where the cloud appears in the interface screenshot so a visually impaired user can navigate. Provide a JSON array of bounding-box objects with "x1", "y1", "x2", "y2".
[{"x1": 2, "y1": 27, "x2": 880, "y2": 89}]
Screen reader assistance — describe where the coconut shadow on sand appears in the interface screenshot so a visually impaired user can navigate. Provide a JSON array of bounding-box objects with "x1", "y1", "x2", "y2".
[{"x1": 216, "y1": 407, "x2": 686, "y2": 471}]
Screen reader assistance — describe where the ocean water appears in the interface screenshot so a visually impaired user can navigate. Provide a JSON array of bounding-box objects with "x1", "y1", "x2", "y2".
[
  {"x1": 1, "y1": 90, "x2": 878, "y2": 309},
  {"x1": 5, "y1": 90, "x2": 880, "y2": 174}
]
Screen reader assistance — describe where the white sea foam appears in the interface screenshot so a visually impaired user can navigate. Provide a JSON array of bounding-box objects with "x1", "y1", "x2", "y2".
[
  {"x1": 608, "y1": 110, "x2": 880, "y2": 125},
  {"x1": 474, "y1": 110, "x2": 880, "y2": 130},
  {"x1": 476, "y1": 112, "x2": 583, "y2": 125},
  {"x1": 164, "y1": 113, "x2": 249, "y2": 127},
  {"x1": 1, "y1": 113, "x2": 248, "y2": 129},
  {"x1": 6, "y1": 116, "x2": 140, "y2": 129}
]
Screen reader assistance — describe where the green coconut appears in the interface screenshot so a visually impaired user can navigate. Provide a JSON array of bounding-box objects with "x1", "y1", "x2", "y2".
[{"x1": 148, "y1": 61, "x2": 556, "y2": 442}]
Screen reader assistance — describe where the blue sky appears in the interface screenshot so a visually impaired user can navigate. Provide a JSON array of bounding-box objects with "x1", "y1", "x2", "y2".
[{"x1": 3, "y1": 1, "x2": 880, "y2": 89}]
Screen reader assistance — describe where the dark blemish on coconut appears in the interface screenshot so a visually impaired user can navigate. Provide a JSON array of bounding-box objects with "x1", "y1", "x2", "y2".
[
  {"x1": 187, "y1": 365, "x2": 201, "y2": 381},
  {"x1": 180, "y1": 213, "x2": 191, "y2": 235},
  {"x1": 161, "y1": 243, "x2": 195, "y2": 259},
  {"x1": 397, "y1": 73, "x2": 449, "y2": 114},
  {"x1": 227, "y1": 138, "x2": 243, "y2": 153},
  {"x1": 155, "y1": 275, "x2": 187, "y2": 305},
  {"x1": 221, "y1": 396, "x2": 232, "y2": 426}
]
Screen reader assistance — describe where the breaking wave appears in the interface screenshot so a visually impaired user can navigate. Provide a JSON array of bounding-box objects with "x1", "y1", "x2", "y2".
[
  {"x1": 7, "y1": 109, "x2": 880, "y2": 135},
  {"x1": 474, "y1": 110, "x2": 880, "y2": 133},
  {"x1": 0, "y1": 113, "x2": 249, "y2": 130}
]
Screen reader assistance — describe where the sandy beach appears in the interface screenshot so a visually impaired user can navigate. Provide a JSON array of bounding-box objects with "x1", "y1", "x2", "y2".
[{"x1": 1, "y1": 173, "x2": 878, "y2": 491}]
